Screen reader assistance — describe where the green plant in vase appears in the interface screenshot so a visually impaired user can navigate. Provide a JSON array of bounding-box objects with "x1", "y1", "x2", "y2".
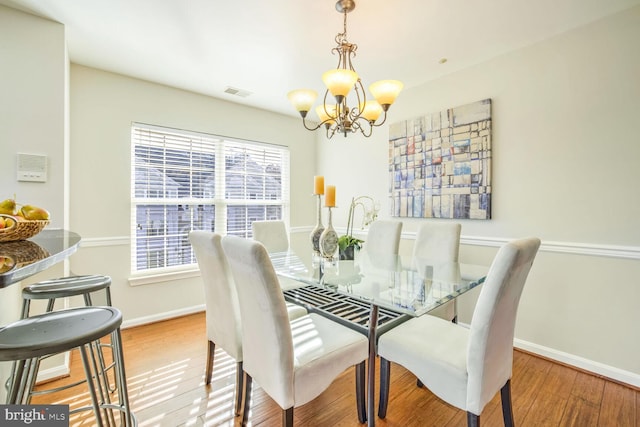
[{"x1": 338, "y1": 195, "x2": 379, "y2": 260}]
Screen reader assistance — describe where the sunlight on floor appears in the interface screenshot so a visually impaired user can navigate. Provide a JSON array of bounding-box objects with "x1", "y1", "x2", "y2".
[
  {"x1": 135, "y1": 348, "x2": 239, "y2": 427},
  {"x1": 31, "y1": 346, "x2": 248, "y2": 426}
]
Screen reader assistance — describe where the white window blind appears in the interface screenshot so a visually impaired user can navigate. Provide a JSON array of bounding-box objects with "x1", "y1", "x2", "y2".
[{"x1": 131, "y1": 123, "x2": 290, "y2": 273}]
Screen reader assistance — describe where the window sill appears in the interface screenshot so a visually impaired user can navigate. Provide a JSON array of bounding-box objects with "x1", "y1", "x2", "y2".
[{"x1": 128, "y1": 267, "x2": 200, "y2": 287}]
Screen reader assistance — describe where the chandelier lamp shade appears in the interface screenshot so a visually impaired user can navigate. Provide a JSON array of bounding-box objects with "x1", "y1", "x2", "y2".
[{"x1": 287, "y1": 0, "x2": 403, "y2": 139}]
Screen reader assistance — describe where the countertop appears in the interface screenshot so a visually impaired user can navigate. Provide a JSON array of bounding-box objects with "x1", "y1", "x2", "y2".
[{"x1": 0, "y1": 229, "x2": 81, "y2": 288}]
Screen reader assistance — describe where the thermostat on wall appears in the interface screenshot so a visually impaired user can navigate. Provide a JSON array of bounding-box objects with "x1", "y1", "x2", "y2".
[{"x1": 17, "y1": 153, "x2": 48, "y2": 182}]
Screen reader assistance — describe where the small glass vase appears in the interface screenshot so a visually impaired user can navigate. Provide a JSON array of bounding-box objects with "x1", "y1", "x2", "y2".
[
  {"x1": 319, "y1": 206, "x2": 338, "y2": 260},
  {"x1": 309, "y1": 194, "x2": 324, "y2": 262}
]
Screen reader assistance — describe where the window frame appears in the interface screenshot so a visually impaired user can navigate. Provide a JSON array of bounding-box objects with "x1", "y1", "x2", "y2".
[{"x1": 130, "y1": 122, "x2": 290, "y2": 276}]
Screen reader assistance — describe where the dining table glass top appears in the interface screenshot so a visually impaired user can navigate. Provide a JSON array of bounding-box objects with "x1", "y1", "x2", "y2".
[{"x1": 270, "y1": 249, "x2": 489, "y2": 317}]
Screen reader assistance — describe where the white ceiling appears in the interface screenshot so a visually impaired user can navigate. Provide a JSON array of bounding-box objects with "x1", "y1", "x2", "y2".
[{"x1": 2, "y1": 0, "x2": 639, "y2": 118}]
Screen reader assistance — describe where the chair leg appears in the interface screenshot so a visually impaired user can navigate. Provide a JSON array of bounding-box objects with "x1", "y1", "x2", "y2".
[
  {"x1": 355, "y1": 361, "x2": 366, "y2": 423},
  {"x1": 500, "y1": 379, "x2": 515, "y2": 427},
  {"x1": 378, "y1": 357, "x2": 391, "y2": 419},
  {"x1": 283, "y1": 407, "x2": 293, "y2": 427},
  {"x1": 234, "y1": 361, "x2": 244, "y2": 416},
  {"x1": 205, "y1": 340, "x2": 215, "y2": 385},
  {"x1": 467, "y1": 412, "x2": 480, "y2": 427},
  {"x1": 416, "y1": 378, "x2": 423, "y2": 388},
  {"x1": 241, "y1": 373, "x2": 253, "y2": 427},
  {"x1": 452, "y1": 299, "x2": 458, "y2": 324}
]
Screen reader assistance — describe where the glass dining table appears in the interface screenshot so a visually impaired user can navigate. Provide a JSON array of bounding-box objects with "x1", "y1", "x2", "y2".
[{"x1": 270, "y1": 249, "x2": 489, "y2": 426}]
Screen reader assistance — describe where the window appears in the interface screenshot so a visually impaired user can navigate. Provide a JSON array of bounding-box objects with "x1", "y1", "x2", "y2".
[{"x1": 131, "y1": 123, "x2": 289, "y2": 273}]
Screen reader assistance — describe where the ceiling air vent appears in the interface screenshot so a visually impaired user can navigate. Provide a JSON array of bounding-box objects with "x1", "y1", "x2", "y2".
[{"x1": 224, "y1": 86, "x2": 252, "y2": 98}]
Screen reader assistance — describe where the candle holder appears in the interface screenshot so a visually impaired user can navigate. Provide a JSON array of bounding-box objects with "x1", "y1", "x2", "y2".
[
  {"x1": 319, "y1": 206, "x2": 338, "y2": 260},
  {"x1": 310, "y1": 194, "x2": 325, "y2": 261}
]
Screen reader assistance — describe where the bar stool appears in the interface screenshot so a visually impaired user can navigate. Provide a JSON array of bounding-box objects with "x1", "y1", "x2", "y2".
[
  {"x1": 21, "y1": 275, "x2": 113, "y2": 319},
  {"x1": 16, "y1": 275, "x2": 117, "y2": 401},
  {"x1": 0, "y1": 306, "x2": 136, "y2": 426}
]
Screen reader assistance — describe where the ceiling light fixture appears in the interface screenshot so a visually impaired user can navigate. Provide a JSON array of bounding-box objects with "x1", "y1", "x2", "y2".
[{"x1": 287, "y1": 0, "x2": 403, "y2": 139}]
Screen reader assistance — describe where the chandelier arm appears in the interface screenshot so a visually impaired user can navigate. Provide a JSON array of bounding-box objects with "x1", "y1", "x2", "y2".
[
  {"x1": 322, "y1": 90, "x2": 338, "y2": 120},
  {"x1": 350, "y1": 79, "x2": 367, "y2": 121},
  {"x1": 301, "y1": 116, "x2": 324, "y2": 132},
  {"x1": 328, "y1": 125, "x2": 337, "y2": 139},
  {"x1": 352, "y1": 118, "x2": 373, "y2": 138},
  {"x1": 371, "y1": 110, "x2": 389, "y2": 127}
]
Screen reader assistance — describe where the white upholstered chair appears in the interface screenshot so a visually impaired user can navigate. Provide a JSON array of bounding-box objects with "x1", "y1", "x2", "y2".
[
  {"x1": 221, "y1": 235, "x2": 370, "y2": 426},
  {"x1": 364, "y1": 220, "x2": 403, "y2": 255},
  {"x1": 251, "y1": 219, "x2": 304, "y2": 291},
  {"x1": 412, "y1": 222, "x2": 462, "y2": 322},
  {"x1": 189, "y1": 231, "x2": 307, "y2": 416},
  {"x1": 377, "y1": 237, "x2": 541, "y2": 427},
  {"x1": 251, "y1": 220, "x2": 289, "y2": 253}
]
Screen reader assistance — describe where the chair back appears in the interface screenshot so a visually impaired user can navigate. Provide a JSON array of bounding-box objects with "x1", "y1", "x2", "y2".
[
  {"x1": 412, "y1": 222, "x2": 461, "y2": 261},
  {"x1": 222, "y1": 236, "x2": 295, "y2": 407},
  {"x1": 466, "y1": 237, "x2": 541, "y2": 414},
  {"x1": 252, "y1": 220, "x2": 289, "y2": 253},
  {"x1": 188, "y1": 231, "x2": 242, "y2": 360},
  {"x1": 365, "y1": 220, "x2": 403, "y2": 255}
]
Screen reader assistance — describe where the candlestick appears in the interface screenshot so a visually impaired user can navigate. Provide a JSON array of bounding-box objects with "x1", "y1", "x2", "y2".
[
  {"x1": 314, "y1": 175, "x2": 325, "y2": 195},
  {"x1": 325, "y1": 185, "x2": 336, "y2": 207}
]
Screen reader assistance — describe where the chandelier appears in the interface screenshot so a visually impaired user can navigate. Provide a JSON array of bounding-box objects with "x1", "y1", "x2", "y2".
[{"x1": 287, "y1": 0, "x2": 403, "y2": 139}]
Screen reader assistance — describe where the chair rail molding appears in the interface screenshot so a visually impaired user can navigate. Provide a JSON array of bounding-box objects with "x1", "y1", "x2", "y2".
[
  {"x1": 79, "y1": 232, "x2": 640, "y2": 260},
  {"x1": 290, "y1": 227, "x2": 640, "y2": 260}
]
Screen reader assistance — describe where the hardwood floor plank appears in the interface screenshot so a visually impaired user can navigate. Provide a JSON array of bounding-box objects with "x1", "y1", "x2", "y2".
[
  {"x1": 559, "y1": 394, "x2": 600, "y2": 426},
  {"x1": 598, "y1": 381, "x2": 636, "y2": 427},
  {"x1": 571, "y1": 371, "x2": 605, "y2": 405},
  {"x1": 28, "y1": 312, "x2": 637, "y2": 427},
  {"x1": 637, "y1": 390, "x2": 640, "y2": 427},
  {"x1": 511, "y1": 353, "x2": 554, "y2": 424},
  {"x1": 520, "y1": 362, "x2": 578, "y2": 426}
]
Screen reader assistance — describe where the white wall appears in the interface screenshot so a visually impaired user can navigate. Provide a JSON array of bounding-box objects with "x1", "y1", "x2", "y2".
[
  {"x1": 69, "y1": 64, "x2": 318, "y2": 324},
  {"x1": 0, "y1": 5, "x2": 67, "y2": 228},
  {"x1": 0, "y1": 4, "x2": 69, "y2": 395},
  {"x1": 317, "y1": 6, "x2": 640, "y2": 383},
  {"x1": 0, "y1": 6, "x2": 68, "y2": 314}
]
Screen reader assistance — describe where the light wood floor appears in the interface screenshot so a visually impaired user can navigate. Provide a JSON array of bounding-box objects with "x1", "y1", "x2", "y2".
[{"x1": 32, "y1": 312, "x2": 638, "y2": 426}]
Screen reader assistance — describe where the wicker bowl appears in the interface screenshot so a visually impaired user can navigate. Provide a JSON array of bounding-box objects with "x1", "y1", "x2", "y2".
[
  {"x1": 0, "y1": 214, "x2": 50, "y2": 242},
  {"x1": 0, "y1": 239, "x2": 50, "y2": 273}
]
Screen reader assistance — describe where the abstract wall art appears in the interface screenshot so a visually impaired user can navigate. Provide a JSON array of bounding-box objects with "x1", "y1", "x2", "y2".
[{"x1": 388, "y1": 98, "x2": 492, "y2": 219}]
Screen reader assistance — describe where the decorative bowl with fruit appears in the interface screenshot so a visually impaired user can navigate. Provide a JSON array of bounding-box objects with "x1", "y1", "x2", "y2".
[{"x1": 0, "y1": 197, "x2": 51, "y2": 243}]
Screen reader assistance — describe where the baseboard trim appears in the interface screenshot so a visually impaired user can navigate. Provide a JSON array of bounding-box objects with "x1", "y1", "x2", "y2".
[
  {"x1": 514, "y1": 338, "x2": 640, "y2": 388},
  {"x1": 36, "y1": 352, "x2": 71, "y2": 384},
  {"x1": 121, "y1": 304, "x2": 205, "y2": 329}
]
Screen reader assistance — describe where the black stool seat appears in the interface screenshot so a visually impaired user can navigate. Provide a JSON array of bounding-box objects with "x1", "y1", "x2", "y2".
[{"x1": 0, "y1": 306, "x2": 121, "y2": 361}]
